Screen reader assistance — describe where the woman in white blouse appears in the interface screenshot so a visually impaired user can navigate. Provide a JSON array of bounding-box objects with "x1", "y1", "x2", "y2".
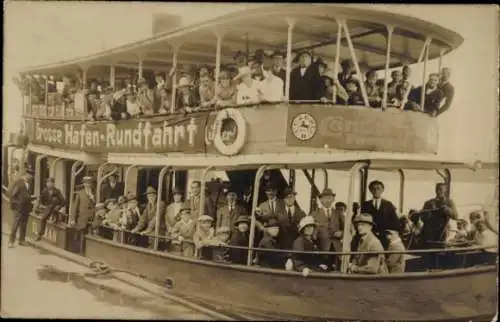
[{"x1": 235, "y1": 66, "x2": 261, "y2": 105}]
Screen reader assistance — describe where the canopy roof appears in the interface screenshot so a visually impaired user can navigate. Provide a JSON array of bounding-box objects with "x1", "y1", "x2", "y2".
[{"x1": 20, "y1": 4, "x2": 464, "y2": 76}]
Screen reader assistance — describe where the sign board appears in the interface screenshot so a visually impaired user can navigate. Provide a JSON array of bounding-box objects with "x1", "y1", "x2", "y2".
[
  {"x1": 286, "y1": 105, "x2": 438, "y2": 154},
  {"x1": 27, "y1": 113, "x2": 209, "y2": 154}
]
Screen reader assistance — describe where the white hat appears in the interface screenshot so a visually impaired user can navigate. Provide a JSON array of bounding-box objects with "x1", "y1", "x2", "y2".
[
  {"x1": 177, "y1": 76, "x2": 192, "y2": 88},
  {"x1": 298, "y1": 216, "x2": 316, "y2": 233},
  {"x1": 234, "y1": 66, "x2": 252, "y2": 80}
]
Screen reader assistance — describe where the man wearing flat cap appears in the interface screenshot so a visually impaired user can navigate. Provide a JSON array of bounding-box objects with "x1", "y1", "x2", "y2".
[
  {"x1": 8, "y1": 169, "x2": 35, "y2": 248},
  {"x1": 361, "y1": 180, "x2": 401, "y2": 249},
  {"x1": 349, "y1": 213, "x2": 387, "y2": 274},
  {"x1": 34, "y1": 177, "x2": 66, "y2": 241},
  {"x1": 289, "y1": 50, "x2": 324, "y2": 101}
]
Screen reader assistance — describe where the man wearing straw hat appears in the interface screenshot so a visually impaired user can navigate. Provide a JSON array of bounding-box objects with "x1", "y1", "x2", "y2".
[
  {"x1": 69, "y1": 175, "x2": 96, "y2": 252},
  {"x1": 349, "y1": 213, "x2": 387, "y2": 275},
  {"x1": 8, "y1": 168, "x2": 35, "y2": 248}
]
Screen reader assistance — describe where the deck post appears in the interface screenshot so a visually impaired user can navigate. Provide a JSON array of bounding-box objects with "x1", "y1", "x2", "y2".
[
  {"x1": 110, "y1": 65, "x2": 116, "y2": 88},
  {"x1": 199, "y1": 166, "x2": 215, "y2": 218},
  {"x1": 69, "y1": 161, "x2": 85, "y2": 220},
  {"x1": 321, "y1": 168, "x2": 328, "y2": 190},
  {"x1": 438, "y1": 48, "x2": 445, "y2": 73},
  {"x1": 44, "y1": 76, "x2": 49, "y2": 117},
  {"x1": 214, "y1": 31, "x2": 225, "y2": 97},
  {"x1": 34, "y1": 154, "x2": 48, "y2": 196},
  {"x1": 420, "y1": 37, "x2": 432, "y2": 113},
  {"x1": 247, "y1": 165, "x2": 267, "y2": 265},
  {"x1": 333, "y1": 20, "x2": 343, "y2": 103},
  {"x1": 155, "y1": 166, "x2": 171, "y2": 250},
  {"x1": 340, "y1": 162, "x2": 368, "y2": 273},
  {"x1": 398, "y1": 169, "x2": 405, "y2": 212},
  {"x1": 50, "y1": 157, "x2": 63, "y2": 179},
  {"x1": 382, "y1": 25, "x2": 394, "y2": 110},
  {"x1": 444, "y1": 168, "x2": 451, "y2": 199},
  {"x1": 400, "y1": 37, "x2": 431, "y2": 110},
  {"x1": 170, "y1": 43, "x2": 181, "y2": 114},
  {"x1": 284, "y1": 17, "x2": 296, "y2": 102},
  {"x1": 138, "y1": 57, "x2": 144, "y2": 79},
  {"x1": 124, "y1": 164, "x2": 138, "y2": 195},
  {"x1": 342, "y1": 21, "x2": 370, "y2": 108},
  {"x1": 28, "y1": 76, "x2": 32, "y2": 116}
]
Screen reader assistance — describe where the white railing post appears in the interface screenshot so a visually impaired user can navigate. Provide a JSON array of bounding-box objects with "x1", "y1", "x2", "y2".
[
  {"x1": 420, "y1": 38, "x2": 432, "y2": 112},
  {"x1": 110, "y1": 65, "x2": 116, "y2": 88},
  {"x1": 342, "y1": 20, "x2": 369, "y2": 108},
  {"x1": 382, "y1": 25, "x2": 394, "y2": 110},
  {"x1": 333, "y1": 20, "x2": 343, "y2": 103},
  {"x1": 214, "y1": 31, "x2": 225, "y2": 97},
  {"x1": 284, "y1": 17, "x2": 296, "y2": 102},
  {"x1": 170, "y1": 43, "x2": 181, "y2": 114}
]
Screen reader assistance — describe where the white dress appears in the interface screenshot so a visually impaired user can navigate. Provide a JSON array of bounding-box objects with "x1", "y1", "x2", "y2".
[{"x1": 236, "y1": 81, "x2": 261, "y2": 105}]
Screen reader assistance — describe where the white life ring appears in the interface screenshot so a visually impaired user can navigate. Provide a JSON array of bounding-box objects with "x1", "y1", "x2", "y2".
[{"x1": 213, "y1": 108, "x2": 247, "y2": 156}]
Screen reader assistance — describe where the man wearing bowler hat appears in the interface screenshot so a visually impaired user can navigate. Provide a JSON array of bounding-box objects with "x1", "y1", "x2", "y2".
[
  {"x1": 69, "y1": 176, "x2": 96, "y2": 251},
  {"x1": 8, "y1": 169, "x2": 35, "y2": 248},
  {"x1": 361, "y1": 180, "x2": 401, "y2": 249},
  {"x1": 34, "y1": 177, "x2": 66, "y2": 241},
  {"x1": 216, "y1": 186, "x2": 246, "y2": 231},
  {"x1": 349, "y1": 213, "x2": 387, "y2": 274},
  {"x1": 289, "y1": 50, "x2": 323, "y2": 101},
  {"x1": 280, "y1": 187, "x2": 306, "y2": 250}
]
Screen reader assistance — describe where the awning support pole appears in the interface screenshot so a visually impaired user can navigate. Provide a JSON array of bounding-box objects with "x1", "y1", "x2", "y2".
[
  {"x1": 382, "y1": 25, "x2": 394, "y2": 110},
  {"x1": 420, "y1": 37, "x2": 432, "y2": 112},
  {"x1": 34, "y1": 154, "x2": 48, "y2": 196},
  {"x1": 154, "y1": 166, "x2": 171, "y2": 250},
  {"x1": 97, "y1": 164, "x2": 119, "y2": 203},
  {"x1": 50, "y1": 157, "x2": 63, "y2": 180},
  {"x1": 124, "y1": 164, "x2": 138, "y2": 195},
  {"x1": 247, "y1": 164, "x2": 268, "y2": 265},
  {"x1": 342, "y1": 21, "x2": 369, "y2": 108},
  {"x1": 214, "y1": 31, "x2": 225, "y2": 97},
  {"x1": 284, "y1": 17, "x2": 296, "y2": 102},
  {"x1": 341, "y1": 161, "x2": 369, "y2": 273},
  {"x1": 138, "y1": 57, "x2": 144, "y2": 79},
  {"x1": 110, "y1": 65, "x2": 116, "y2": 88},
  {"x1": 398, "y1": 169, "x2": 405, "y2": 212},
  {"x1": 170, "y1": 44, "x2": 181, "y2": 114},
  {"x1": 69, "y1": 161, "x2": 84, "y2": 217},
  {"x1": 438, "y1": 48, "x2": 445, "y2": 73},
  {"x1": 333, "y1": 20, "x2": 343, "y2": 103}
]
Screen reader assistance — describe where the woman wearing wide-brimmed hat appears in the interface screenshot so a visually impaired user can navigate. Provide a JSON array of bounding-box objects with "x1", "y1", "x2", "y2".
[
  {"x1": 291, "y1": 216, "x2": 328, "y2": 275},
  {"x1": 175, "y1": 75, "x2": 200, "y2": 113}
]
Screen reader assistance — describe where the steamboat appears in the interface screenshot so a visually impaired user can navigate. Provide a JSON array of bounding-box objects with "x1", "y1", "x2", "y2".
[{"x1": 3, "y1": 4, "x2": 497, "y2": 321}]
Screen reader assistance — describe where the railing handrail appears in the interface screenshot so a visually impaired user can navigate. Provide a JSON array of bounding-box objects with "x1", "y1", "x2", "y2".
[{"x1": 95, "y1": 224, "x2": 497, "y2": 256}]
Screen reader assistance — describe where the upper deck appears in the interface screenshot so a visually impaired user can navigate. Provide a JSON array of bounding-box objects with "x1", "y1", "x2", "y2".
[{"x1": 14, "y1": 4, "x2": 462, "y2": 161}]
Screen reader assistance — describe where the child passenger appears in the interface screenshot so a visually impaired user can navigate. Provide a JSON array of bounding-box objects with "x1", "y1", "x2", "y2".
[
  {"x1": 256, "y1": 216, "x2": 286, "y2": 269},
  {"x1": 193, "y1": 215, "x2": 215, "y2": 259},
  {"x1": 211, "y1": 226, "x2": 231, "y2": 263},
  {"x1": 230, "y1": 216, "x2": 251, "y2": 265}
]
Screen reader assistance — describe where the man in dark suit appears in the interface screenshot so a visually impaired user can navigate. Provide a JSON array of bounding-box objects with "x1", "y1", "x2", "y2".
[
  {"x1": 8, "y1": 169, "x2": 35, "y2": 248},
  {"x1": 361, "y1": 180, "x2": 401, "y2": 249},
  {"x1": 186, "y1": 181, "x2": 213, "y2": 221},
  {"x1": 280, "y1": 188, "x2": 306, "y2": 249},
  {"x1": 34, "y1": 177, "x2": 66, "y2": 241},
  {"x1": 271, "y1": 50, "x2": 286, "y2": 84},
  {"x1": 215, "y1": 187, "x2": 247, "y2": 231},
  {"x1": 289, "y1": 50, "x2": 324, "y2": 102},
  {"x1": 405, "y1": 73, "x2": 443, "y2": 114},
  {"x1": 100, "y1": 173, "x2": 124, "y2": 202}
]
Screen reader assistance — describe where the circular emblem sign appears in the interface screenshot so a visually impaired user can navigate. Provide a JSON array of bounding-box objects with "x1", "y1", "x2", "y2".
[
  {"x1": 291, "y1": 112, "x2": 317, "y2": 141},
  {"x1": 213, "y1": 108, "x2": 247, "y2": 155}
]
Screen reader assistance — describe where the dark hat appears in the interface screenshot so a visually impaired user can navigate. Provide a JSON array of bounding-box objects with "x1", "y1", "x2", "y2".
[
  {"x1": 263, "y1": 184, "x2": 277, "y2": 192},
  {"x1": 319, "y1": 188, "x2": 335, "y2": 198},
  {"x1": 341, "y1": 59, "x2": 354, "y2": 69},
  {"x1": 46, "y1": 177, "x2": 55, "y2": 183},
  {"x1": 271, "y1": 50, "x2": 284, "y2": 58},
  {"x1": 316, "y1": 58, "x2": 327, "y2": 68},
  {"x1": 335, "y1": 201, "x2": 347, "y2": 209},
  {"x1": 293, "y1": 50, "x2": 312, "y2": 63},
  {"x1": 353, "y1": 213, "x2": 375, "y2": 226},
  {"x1": 144, "y1": 186, "x2": 157, "y2": 195},
  {"x1": 384, "y1": 229, "x2": 399, "y2": 236},
  {"x1": 283, "y1": 187, "x2": 297, "y2": 197},
  {"x1": 264, "y1": 216, "x2": 280, "y2": 228},
  {"x1": 368, "y1": 180, "x2": 385, "y2": 190},
  {"x1": 234, "y1": 216, "x2": 251, "y2": 226},
  {"x1": 172, "y1": 187, "x2": 183, "y2": 195}
]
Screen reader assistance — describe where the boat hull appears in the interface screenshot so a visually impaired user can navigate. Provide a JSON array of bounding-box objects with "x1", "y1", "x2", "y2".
[{"x1": 85, "y1": 235, "x2": 497, "y2": 321}]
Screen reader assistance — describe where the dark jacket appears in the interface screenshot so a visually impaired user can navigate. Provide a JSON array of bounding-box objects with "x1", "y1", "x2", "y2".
[
  {"x1": 70, "y1": 189, "x2": 96, "y2": 231},
  {"x1": 407, "y1": 86, "x2": 443, "y2": 114},
  {"x1": 229, "y1": 230, "x2": 249, "y2": 265},
  {"x1": 289, "y1": 64, "x2": 323, "y2": 101},
  {"x1": 258, "y1": 233, "x2": 286, "y2": 269},
  {"x1": 419, "y1": 197, "x2": 458, "y2": 244},
  {"x1": 361, "y1": 199, "x2": 401, "y2": 247},
  {"x1": 280, "y1": 206, "x2": 307, "y2": 250},
  {"x1": 292, "y1": 235, "x2": 323, "y2": 271},
  {"x1": 175, "y1": 87, "x2": 200, "y2": 112},
  {"x1": 438, "y1": 82, "x2": 454, "y2": 115},
  {"x1": 9, "y1": 178, "x2": 34, "y2": 214},
  {"x1": 37, "y1": 187, "x2": 65, "y2": 216},
  {"x1": 100, "y1": 182, "x2": 124, "y2": 202}
]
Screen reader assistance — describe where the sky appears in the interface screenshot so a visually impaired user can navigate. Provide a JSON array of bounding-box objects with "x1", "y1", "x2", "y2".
[{"x1": 3, "y1": 3, "x2": 498, "y2": 163}]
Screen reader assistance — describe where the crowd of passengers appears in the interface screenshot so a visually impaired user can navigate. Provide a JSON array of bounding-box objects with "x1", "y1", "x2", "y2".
[
  {"x1": 16, "y1": 48, "x2": 455, "y2": 121},
  {"x1": 28, "y1": 170, "x2": 497, "y2": 275}
]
